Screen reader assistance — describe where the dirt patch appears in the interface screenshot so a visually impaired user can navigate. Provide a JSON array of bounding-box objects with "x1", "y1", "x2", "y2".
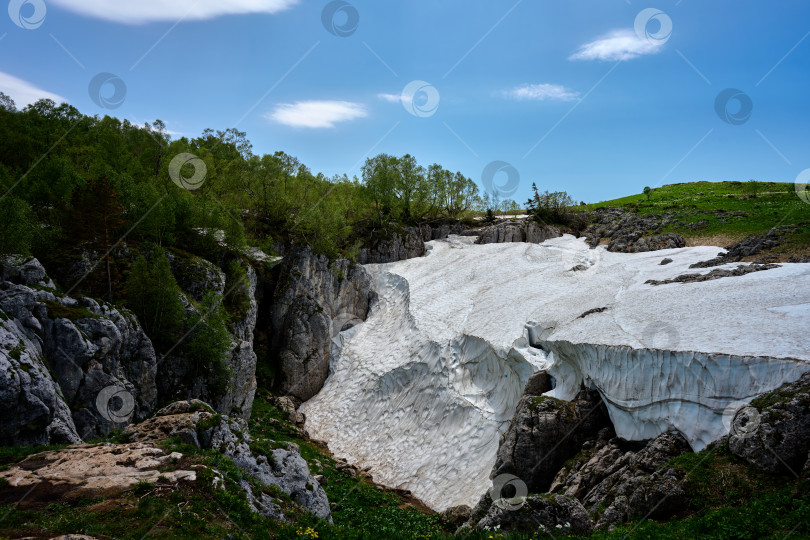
[{"x1": 683, "y1": 233, "x2": 745, "y2": 249}]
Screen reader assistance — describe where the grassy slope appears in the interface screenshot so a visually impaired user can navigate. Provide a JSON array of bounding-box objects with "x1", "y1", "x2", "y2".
[
  {"x1": 574, "y1": 180, "x2": 810, "y2": 257},
  {"x1": 3, "y1": 394, "x2": 810, "y2": 539}
]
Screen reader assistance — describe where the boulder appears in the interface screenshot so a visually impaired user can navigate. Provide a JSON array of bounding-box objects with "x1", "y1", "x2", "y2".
[{"x1": 475, "y1": 494, "x2": 593, "y2": 536}]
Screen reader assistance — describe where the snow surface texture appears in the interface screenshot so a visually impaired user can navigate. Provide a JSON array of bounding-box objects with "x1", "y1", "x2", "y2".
[{"x1": 301, "y1": 235, "x2": 810, "y2": 511}]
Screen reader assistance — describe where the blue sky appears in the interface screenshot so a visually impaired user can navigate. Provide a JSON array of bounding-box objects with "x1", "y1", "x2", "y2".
[{"x1": 2, "y1": 0, "x2": 809, "y2": 204}]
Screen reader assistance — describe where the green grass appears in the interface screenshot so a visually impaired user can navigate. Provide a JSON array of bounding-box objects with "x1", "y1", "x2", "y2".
[
  {"x1": 4, "y1": 393, "x2": 810, "y2": 539},
  {"x1": 42, "y1": 299, "x2": 99, "y2": 321},
  {"x1": 574, "y1": 180, "x2": 810, "y2": 254}
]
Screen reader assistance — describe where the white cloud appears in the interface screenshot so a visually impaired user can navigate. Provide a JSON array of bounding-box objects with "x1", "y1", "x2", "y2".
[
  {"x1": 503, "y1": 83, "x2": 579, "y2": 102},
  {"x1": 49, "y1": 0, "x2": 298, "y2": 24},
  {"x1": 570, "y1": 29, "x2": 664, "y2": 61},
  {"x1": 267, "y1": 100, "x2": 367, "y2": 128},
  {"x1": 0, "y1": 72, "x2": 67, "y2": 108},
  {"x1": 377, "y1": 93, "x2": 401, "y2": 103}
]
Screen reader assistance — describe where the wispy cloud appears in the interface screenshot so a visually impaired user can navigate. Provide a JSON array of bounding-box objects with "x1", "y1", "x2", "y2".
[
  {"x1": 502, "y1": 83, "x2": 579, "y2": 102},
  {"x1": 49, "y1": 0, "x2": 298, "y2": 24},
  {"x1": 267, "y1": 100, "x2": 367, "y2": 128},
  {"x1": 377, "y1": 93, "x2": 401, "y2": 103},
  {"x1": 570, "y1": 29, "x2": 664, "y2": 61},
  {"x1": 0, "y1": 72, "x2": 67, "y2": 107}
]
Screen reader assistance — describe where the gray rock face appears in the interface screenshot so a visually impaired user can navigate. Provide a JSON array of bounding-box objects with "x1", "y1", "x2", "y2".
[
  {"x1": 550, "y1": 432, "x2": 690, "y2": 529},
  {"x1": 476, "y1": 494, "x2": 593, "y2": 536},
  {"x1": 157, "y1": 256, "x2": 258, "y2": 420},
  {"x1": 608, "y1": 232, "x2": 685, "y2": 253},
  {"x1": 271, "y1": 246, "x2": 374, "y2": 401},
  {"x1": 0, "y1": 256, "x2": 55, "y2": 289},
  {"x1": 729, "y1": 372, "x2": 810, "y2": 475},
  {"x1": 583, "y1": 209, "x2": 685, "y2": 252},
  {"x1": 475, "y1": 221, "x2": 561, "y2": 245},
  {"x1": 492, "y1": 387, "x2": 609, "y2": 494},
  {"x1": 0, "y1": 260, "x2": 157, "y2": 444},
  {"x1": 0, "y1": 314, "x2": 81, "y2": 445},
  {"x1": 356, "y1": 223, "x2": 468, "y2": 264},
  {"x1": 164, "y1": 250, "x2": 226, "y2": 301},
  {"x1": 357, "y1": 227, "x2": 426, "y2": 264}
]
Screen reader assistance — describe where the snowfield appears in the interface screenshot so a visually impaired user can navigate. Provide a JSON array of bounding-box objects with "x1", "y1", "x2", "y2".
[{"x1": 301, "y1": 235, "x2": 810, "y2": 511}]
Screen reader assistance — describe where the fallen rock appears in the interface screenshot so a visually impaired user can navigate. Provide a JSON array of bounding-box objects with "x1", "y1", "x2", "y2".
[{"x1": 440, "y1": 505, "x2": 472, "y2": 529}]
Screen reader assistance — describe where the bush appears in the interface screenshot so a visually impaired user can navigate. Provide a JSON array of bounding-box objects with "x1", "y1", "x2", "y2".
[
  {"x1": 184, "y1": 291, "x2": 233, "y2": 394},
  {"x1": 125, "y1": 247, "x2": 185, "y2": 348}
]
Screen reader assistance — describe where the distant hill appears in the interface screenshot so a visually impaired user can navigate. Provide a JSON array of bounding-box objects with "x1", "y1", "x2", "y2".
[{"x1": 574, "y1": 180, "x2": 810, "y2": 258}]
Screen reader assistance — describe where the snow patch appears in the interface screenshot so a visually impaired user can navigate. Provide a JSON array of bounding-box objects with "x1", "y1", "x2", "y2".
[{"x1": 301, "y1": 235, "x2": 810, "y2": 511}]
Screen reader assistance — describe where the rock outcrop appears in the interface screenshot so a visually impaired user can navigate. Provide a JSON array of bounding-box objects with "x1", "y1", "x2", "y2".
[
  {"x1": 492, "y1": 385, "x2": 610, "y2": 494},
  {"x1": 270, "y1": 246, "x2": 374, "y2": 401},
  {"x1": 475, "y1": 494, "x2": 593, "y2": 536},
  {"x1": 728, "y1": 372, "x2": 810, "y2": 476},
  {"x1": 0, "y1": 442, "x2": 195, "y2": 492},
  {"x1": 157, "y1": 254, "x2": 259, "y2": 419},
  {"x1": 645, "y1": 263, "x2": 780, "y2": 286},
  {"x1": 126, "y1": 399, "x2": 331, "y2": 521},
  {"x1": 475, "y1": 221, "x2": 561, "y2": 245},
  {"x1": 583, "y1": 209, "x2": 685, "y2": 252},
  {"x1": 356, "y1": 223, "x2": 468, "y2": 264},
  {"x1": 0, "y1": 258, "x2": 157, "y2": 444},
  {"x1": 550, "y1": 431, "x2": 690, "y2": 529}
]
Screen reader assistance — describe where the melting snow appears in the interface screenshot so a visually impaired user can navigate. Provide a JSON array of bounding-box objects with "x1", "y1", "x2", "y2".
[{"x1": 301, "y1": 235, "x2": 810, "y2": 511}]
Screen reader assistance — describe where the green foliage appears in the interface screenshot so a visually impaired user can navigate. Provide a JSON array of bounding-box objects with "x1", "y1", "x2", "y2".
[
  {"x1": 43, "y1": 300, "x2": 99, "y2": 321},
  {"x1": 184, "y1": 291, "x2": 233, "y2": 394},
  {"x1": 0, "y1": 196, "x2": 36, "y2": 256},
  {"x1": 574, "y1": 181, "x2": 810, "y2": 254},
  {"x1": 125, "y1": 248, "x2": 185, "y2": 348},
  {"x1": 526, "y1": 183, "x2": 575, "y2": 225}
]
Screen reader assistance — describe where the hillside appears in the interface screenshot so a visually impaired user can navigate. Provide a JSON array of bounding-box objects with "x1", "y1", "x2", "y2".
[{"x1": 573, "y1": 181, "x2": 810, "y2": 260}]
